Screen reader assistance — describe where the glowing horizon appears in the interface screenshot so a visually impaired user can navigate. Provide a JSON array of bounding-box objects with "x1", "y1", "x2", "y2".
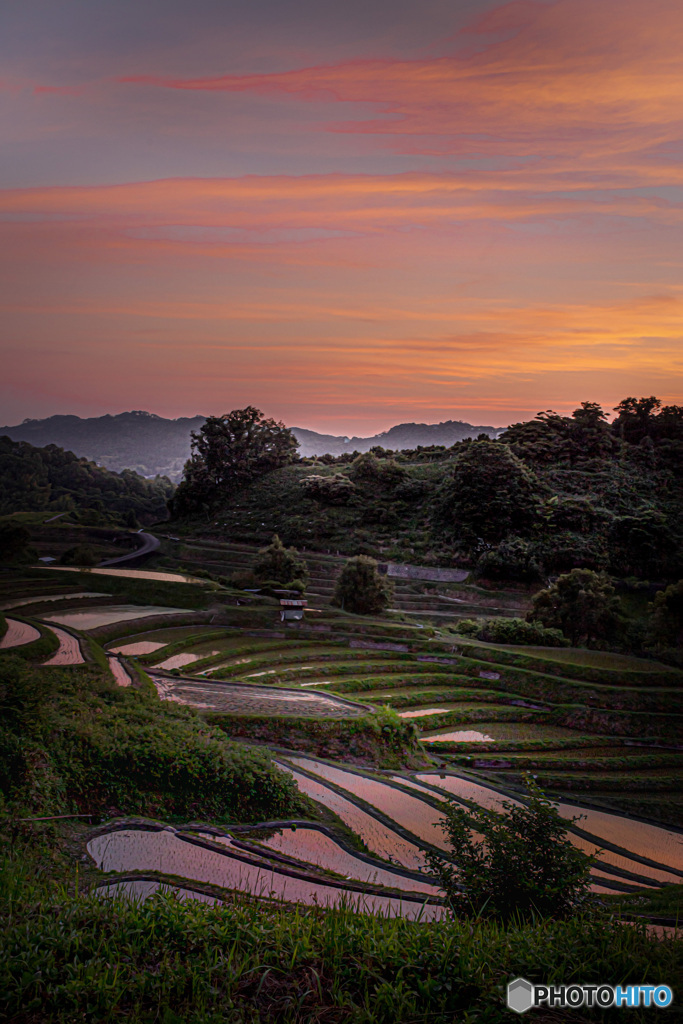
[{"x1": 1, "y1": 0, "x2": 682, "y2": 432}]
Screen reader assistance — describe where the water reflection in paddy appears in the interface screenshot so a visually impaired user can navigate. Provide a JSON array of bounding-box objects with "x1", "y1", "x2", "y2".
[
  {"x1": 417, "y1": 773, "x2": 683, "y2": 882},
  {"x1": 399, "y1": 708, "x2": 452, "y2": 719},
  {"x1": 107, "y1": 655, "x2": 133, "y2": 687},
  {"x1": 43, "y1": 566, "x2": 207, "y2": 584},
  {"x1": 109, "y1": 641, "x2": 166, "y2": 655},
  {"x1": 0, "y1": 592, "x2": 108, "y2": 610},
  {"x1": 416, "y1": 773, "x2": 522, "y2": 812},
  {"x1": 556, "y1": 804, "x2": 683, "y2": 875},
  {"x1": 279, "y1": 766, "x2": 429, "y2": 870},
  {"x1": 155, "y1": 650, "x2": 221, "y2": 670},
  {"x1": 0, "y1": 618, "x2": 40, "y2": 648},
  {"x1": 240, "y1": 827, "x2": 440, "y2": 895},
  {"x1": 421, "y1": 729, "x2": 496, "y2": 742},
  {"x1": 287, "y1": 758, "x2": 450, "y2": 850},
  {"x1": 44, "y1": 605, "x2": 188, "y2": 629},
  {"x1": 87, "y1": 829, "x2": 444, "y2": 920},
  {"x1": 42, "y1": 627, "x2": 84, "y2": 665}
]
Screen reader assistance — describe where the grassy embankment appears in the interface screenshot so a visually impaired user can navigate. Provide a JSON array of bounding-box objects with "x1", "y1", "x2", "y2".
[{"x1": 1, "y1": 820, "x2": 681, "y2": 1024}]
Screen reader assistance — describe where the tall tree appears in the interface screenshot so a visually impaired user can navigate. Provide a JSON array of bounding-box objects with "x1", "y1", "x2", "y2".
[
  {"x1": 435, "y1": 440, "x2": 542, "y2": 545},
  {"x1": 528, "y1": 568, "x2": 620, "y2": 646},
  {"x1": 171, "y1": 408, "x2": 298, "y2": 516}
]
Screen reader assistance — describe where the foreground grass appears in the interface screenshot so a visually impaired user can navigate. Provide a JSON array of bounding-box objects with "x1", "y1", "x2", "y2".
[{"x1": 1, "y1": 828, "x2": 681, "y2": 1024}]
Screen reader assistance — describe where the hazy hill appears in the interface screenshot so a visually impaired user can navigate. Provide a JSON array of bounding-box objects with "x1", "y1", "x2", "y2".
[
  {"x1": 292, "y1": 420, "x2": 500, "y2": 457},
  {"x1": 1, "y1": 411, "x2": 501, "y2": 479},
  {"x1": 1, "y1": 411, "x2": 204, "y2": 480},
  {"x1": 1, "y1": 411, "x2": 501, "y2": 478}
]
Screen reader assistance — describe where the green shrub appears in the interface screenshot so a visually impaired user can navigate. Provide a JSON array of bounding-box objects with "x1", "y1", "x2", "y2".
[
  {"x1": 480, "y1": 618, "x2": 570, "y2": 647},
  {"x1": 303, "y1": 474, "x2": 356, "y2": 505},
  {"x1": 252, "y1": 534, "x2": 308, "y2": 586},
  {"x1": 333, "y1": 556, "x2": 394, "y2": 615},
  {"x1": 427, "y1": 776, "x2": 595, "y2": 921},
  {"x1": 476, "y1": 537, "x2": 543, "y2": 583}
]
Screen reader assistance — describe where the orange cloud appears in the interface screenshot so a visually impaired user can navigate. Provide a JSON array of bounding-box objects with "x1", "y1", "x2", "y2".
[{"x1": 117, "y1": 0, "x2": 683, "y2": 184}]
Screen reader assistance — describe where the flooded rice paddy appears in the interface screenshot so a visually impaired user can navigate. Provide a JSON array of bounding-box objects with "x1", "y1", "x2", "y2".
[
  {"x1": 107, "y1": 656, "x2": 133, "y2": 687},
  {"x1": 422, "y1": 729, "x2": 496, "y2": 742},
  {"x1": 43, "y1": 566, "x2": 208, "y2": 584},
  {"x1": 416, "y1": 773, "x2": 683, "y2": 882},
  {"x1": 155, "y1": 651, "x2": 222, "y2": 670},
  {"x1": 234, "y1": 827, "x2": 440, "y2": 895},
  {"x1": 87, "y1": 829, "x2": 444, "y2": 920},
  {"x1": 152, "y1": 677, "x2": 366, "y2": 718},
  {"x1": 399, "y1": 708, "x2": 454, "y2": 718},
  {"x1": 0, "y1": 592, "x2": 108, "y2": 610},
  {"x1": 44, "y1": 605, "x2": 189, "y2": 629},
  {"x1": 556, "y1": 804, "x2": 683, "y2": 875},
  {"x1": 286, "y1": 758, "x2": 450, "y2": 850},
  {"x1": 0, "y1": 618, "x2": 40, "y2": 648},
  {"x1": 109, "y1": 640, "x2": 167, "y2": 655},
  {"x1": 278, "y1": 765, "x2": 429, "y2": 870},
  {"x1": 42, "y1": 627, "x2": 84, "y2": 665},
  {"x1": 422, "y1": 722, "x2": 597, "y2": 743}
]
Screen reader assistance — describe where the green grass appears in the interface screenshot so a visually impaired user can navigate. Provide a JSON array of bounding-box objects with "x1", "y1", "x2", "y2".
[
  {"x1": 1, "y1": 824, "x2": 680, "y2": 1024},
  {"x1": 0, "y1": 657, "x2": 303, "y2": 823}
]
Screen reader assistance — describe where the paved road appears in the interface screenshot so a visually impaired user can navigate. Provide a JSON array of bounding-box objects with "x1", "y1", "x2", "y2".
[{"x1": 99, "y1": 531, "x2": 160, "y2": 567}]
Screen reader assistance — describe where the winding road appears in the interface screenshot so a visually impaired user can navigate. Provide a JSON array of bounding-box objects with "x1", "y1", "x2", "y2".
[{"x1": 99, "y1": 531, "x2": 160, "y2": 567}]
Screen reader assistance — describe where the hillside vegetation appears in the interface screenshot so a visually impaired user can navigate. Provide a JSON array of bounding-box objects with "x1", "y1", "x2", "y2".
[
  {"x1": 172, "y1": 399, "x2": 683, "y2": 589},
  {"x1": 0, "y1": 435, "x2": 173, "y2": 526}
]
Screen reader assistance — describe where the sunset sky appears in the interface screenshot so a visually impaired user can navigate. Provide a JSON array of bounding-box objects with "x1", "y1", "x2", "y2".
[{"x1": 2, "y1": 0, "x2": 682, "y2": 433}]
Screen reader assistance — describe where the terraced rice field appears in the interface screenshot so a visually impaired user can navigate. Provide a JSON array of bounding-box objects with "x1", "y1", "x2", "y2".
[
  {"x1": 43, "y1": 605, "x2": 189, "y2": 629},
  {"x1": 6, "y1": 563, "x2": 682, "y2": 914},
  {"x1": 42, "y1": 626, "x2": 84, "y2": 665},
  {"x1": 87, "y1": 827, "x2": 444, "y2": 920},
  {"x1": 0, "y1": 618, "x2": 41, "y2": 648}
]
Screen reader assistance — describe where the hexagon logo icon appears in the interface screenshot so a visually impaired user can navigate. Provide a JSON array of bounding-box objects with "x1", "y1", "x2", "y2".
[{"x1": 507, "y1": 977, "x2": 534, "y2": 1014}]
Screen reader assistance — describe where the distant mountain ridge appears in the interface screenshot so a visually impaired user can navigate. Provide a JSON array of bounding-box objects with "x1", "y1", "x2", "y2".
[
  {"x1": 1, "y1": 411, "x2": 502, "y2": 479},
  {"x1": 292, "y1": 420, "x2": 501, "y2": 457}
]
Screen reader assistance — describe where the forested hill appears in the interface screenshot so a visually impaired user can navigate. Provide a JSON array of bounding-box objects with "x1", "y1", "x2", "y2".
[
  {"x1": 0, "y1": 435, "x2": 174, "y2": 524},
  {"x1": 0, "y1": 411, "x2": 204, "y2": 480},
  {"x1": 0, "y1": 412, "x2": 500, "y2": 477}
]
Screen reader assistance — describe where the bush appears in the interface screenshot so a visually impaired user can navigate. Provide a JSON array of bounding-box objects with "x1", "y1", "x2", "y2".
[
  {"x1": 59, "y1": 544, "x2": 98, "y2": 567},
  {"x1": 427, "y1": 776, "x2": 595, "y2": 920},
  {"x1": 476, "y1": 537, "x2": 543, "y2": 583},
  {"x1": 529, "y1": 568, "x2": 620, "y2": 646},
  {"x1": 0, "y1": 522, "x2": 33, "y2": 563},
  {"x1": 349, "y1": 453, "x2": 406, "y2": 489},
  {"x1": 479, "y1": 618, "x2": 570, "y2": 647},
  {"x1": 252, "y1": 535, "x2": 308, "y2": 587},
  {"x1": 647, "y1": 579, "x2": 683, "y2": 650},
  {"x1": 302, "y1": 474, "x2": 356, "y2": 505},
  {"x1": 333, "y1": 556, "x2": 394, "y2": 615},
  {"x1": 0, "y1": 661, "x2": 303, "y2": 822}
]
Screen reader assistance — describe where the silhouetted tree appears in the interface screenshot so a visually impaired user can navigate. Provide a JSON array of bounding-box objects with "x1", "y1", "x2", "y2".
[
  {"x1": 427, "y1": 777, "x2": 595, "y2": 920},
  {"x1": 171, "y1": 408, "x2": 298, "y2": 516}
]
